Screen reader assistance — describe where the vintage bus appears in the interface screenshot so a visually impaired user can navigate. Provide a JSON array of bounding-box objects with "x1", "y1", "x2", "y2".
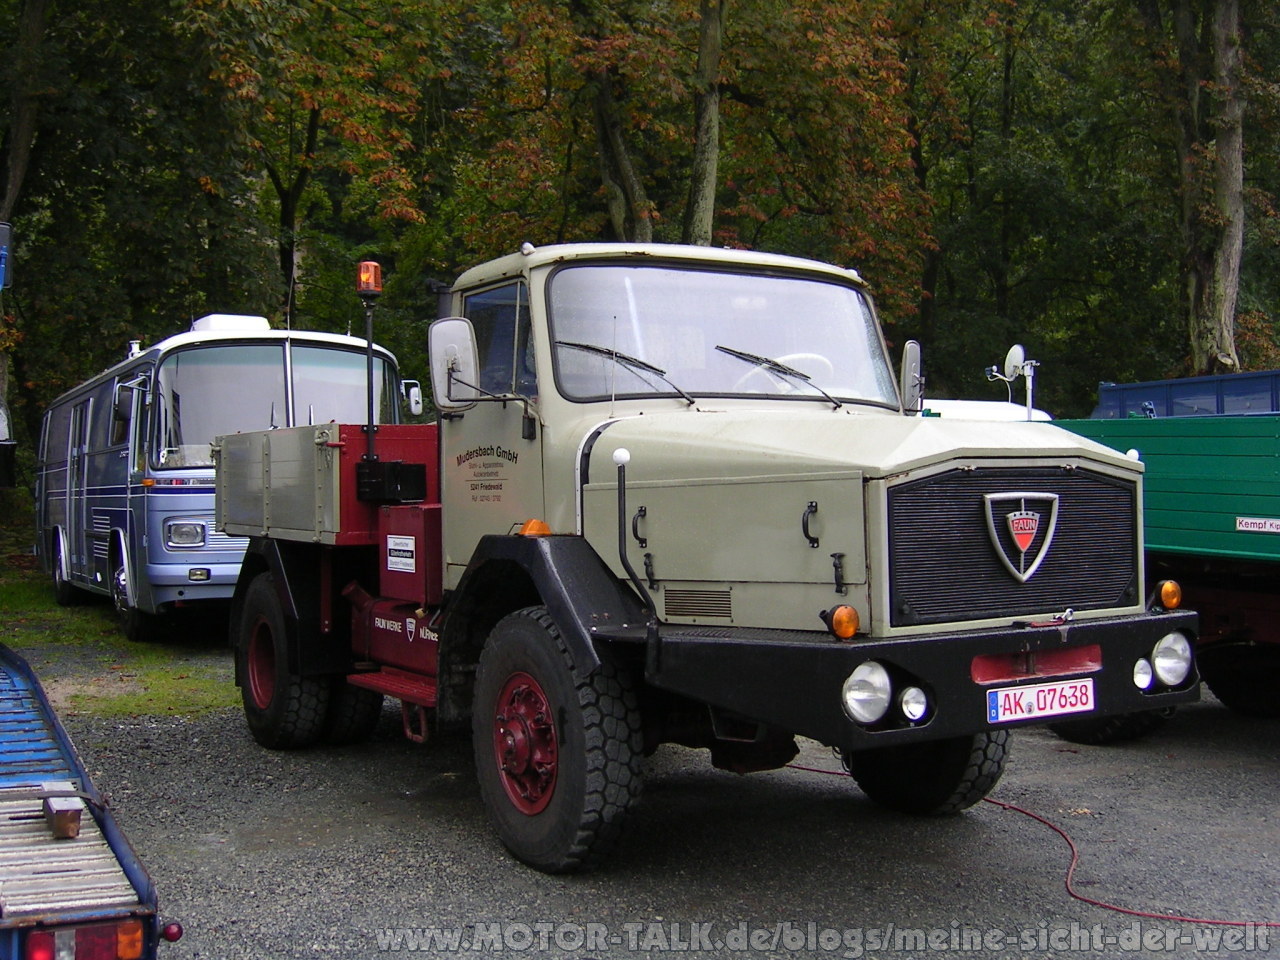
[{"x1": 36, "y1": 313, "x2": 421, "y2": 640}]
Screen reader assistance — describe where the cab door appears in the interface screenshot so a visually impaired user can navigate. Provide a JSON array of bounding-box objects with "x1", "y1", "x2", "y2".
[{"x1": 438, "y1": 280, "x2": 545, "y2": 589}]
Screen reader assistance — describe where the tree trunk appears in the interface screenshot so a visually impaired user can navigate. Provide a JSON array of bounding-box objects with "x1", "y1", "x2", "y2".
[
  {"x1": 1148, "y1": 0, "x2": 1243, "y2": 375},
  {"x1": 262, "y1": 106, "x2": 321, "y2": 320},
  {"x1": 682, "y1": 0, "x2": 725, "y2": 246},
  {"x1": 991, "y1": 12, "x2": 1017, "y2": 322},
  {"x1": 594, "y1": 74, "x2": 652, "y2": 242},
  {"x1": 1, "y1": 0, "x2": 50, "y2": 222},
  {"x1": 1193, "y1": 0, "x2": 1243, "y2": 374},
  {"x1": 0, "y1": 0, "x2": 51, "y2": 463}
]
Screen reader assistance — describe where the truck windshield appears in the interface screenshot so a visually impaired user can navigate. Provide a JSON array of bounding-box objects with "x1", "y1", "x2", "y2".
[
  {"x1": 547, "y1": 263, "x2": 898, "y2": 406},
  {"x1": 152, "y1": 342, "x2": 396, "y2": 468}
]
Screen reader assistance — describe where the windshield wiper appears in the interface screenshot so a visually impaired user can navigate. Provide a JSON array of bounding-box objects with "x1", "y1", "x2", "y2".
[
  {"x1": 715, "y1": 344, "x2": 842, "y2": 410},
  {"x1": 556, "y1": 340, "x2": 695, "y2": 406}
]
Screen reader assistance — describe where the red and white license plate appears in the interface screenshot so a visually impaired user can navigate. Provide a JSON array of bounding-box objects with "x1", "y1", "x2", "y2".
[{"x1": 987, "y1": 678, "x2": 1094, "y2": 723}]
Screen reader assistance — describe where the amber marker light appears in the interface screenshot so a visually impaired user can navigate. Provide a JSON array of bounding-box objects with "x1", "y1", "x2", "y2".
[
  {"x1": 518, "y1": 518, "x2": 552, "y2": 536},
  {"x1": 1159, "y1": 579, "x2": 1182, "y2": 610},
  {"x1": 823, "y1": 604, "x2": 859, "y2": 640},
  {"x1": 357, "y1": 260, "x2": 383, "y2": 298},
  {"x1": 118, "y1": 918, "x2": 145, "y2": 959}
]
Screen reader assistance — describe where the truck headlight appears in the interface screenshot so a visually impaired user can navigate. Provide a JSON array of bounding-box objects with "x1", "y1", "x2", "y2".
[
  {"x1": 166, "y1": 521, "x2": 206, "y2": 547},
  {"x1": 1133, "y1": 657, "x2": 1154, "y2": 690},
  {"x1": 1152, "y1": 632, "x2": 1192, "y2": 686},
  {"x1": 842, "y1": 662, "x2": 892, "y2": 724},
  {"x1": 899, "y1": 685, "x2": 929, "y2": 722}
]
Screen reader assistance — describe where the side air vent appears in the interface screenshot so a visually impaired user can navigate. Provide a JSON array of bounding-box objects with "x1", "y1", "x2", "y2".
[{"x1": 664, "y1": 588, "x2": 733, "y2": 620}]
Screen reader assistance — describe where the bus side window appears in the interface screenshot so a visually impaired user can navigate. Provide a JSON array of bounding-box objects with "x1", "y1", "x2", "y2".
[{"x1": 43, "y1": 405, "x2": 71, "y2": 467}]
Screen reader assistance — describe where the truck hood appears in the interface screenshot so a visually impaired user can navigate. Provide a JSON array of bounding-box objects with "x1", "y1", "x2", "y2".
[{"x1": 586, "y1": 407, "x2": 1141, "y2": 481}]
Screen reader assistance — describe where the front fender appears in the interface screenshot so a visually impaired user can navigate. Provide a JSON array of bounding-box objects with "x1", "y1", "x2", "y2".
[{"x1": 444, "y1": 534, "x2": 646, "y2": 675}]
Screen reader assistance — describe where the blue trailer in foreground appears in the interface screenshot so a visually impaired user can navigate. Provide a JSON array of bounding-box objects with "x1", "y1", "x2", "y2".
[{"x1": 0, "y1": 643, "x2": 176, "y2": 960}]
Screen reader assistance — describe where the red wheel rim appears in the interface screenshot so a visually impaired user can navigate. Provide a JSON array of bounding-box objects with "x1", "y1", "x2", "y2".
[
  {"x1": 247, "y1": 617, "x2": 276, "y2": 710},
  {"x1": 492, "y1": 671, "x2": 558, "y2": 815}
]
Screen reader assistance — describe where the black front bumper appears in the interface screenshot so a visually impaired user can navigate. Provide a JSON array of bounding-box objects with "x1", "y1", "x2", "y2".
[{"x1": 600, "y1": 609, "x2": 1199, "y2": 752}]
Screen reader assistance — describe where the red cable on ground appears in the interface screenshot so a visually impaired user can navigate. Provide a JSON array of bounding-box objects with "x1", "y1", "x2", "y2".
[{"x1": 787, "y1": 763, "x2": 1280, "y2": 929}]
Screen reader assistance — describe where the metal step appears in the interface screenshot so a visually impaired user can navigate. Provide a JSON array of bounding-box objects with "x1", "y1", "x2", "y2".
[{"x1": 347, "y1": 667, "x2": 438, "y2": 706}]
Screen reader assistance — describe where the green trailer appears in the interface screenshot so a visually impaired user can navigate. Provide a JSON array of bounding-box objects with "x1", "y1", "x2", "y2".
[{"x1": 1060, "y1": 412, "x2": 1280, "y2": 717}]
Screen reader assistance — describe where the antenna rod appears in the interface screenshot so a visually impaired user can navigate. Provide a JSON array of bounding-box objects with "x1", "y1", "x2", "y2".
[{"x1": 356, "y1": 261, "x2": 383, "y2": 461}]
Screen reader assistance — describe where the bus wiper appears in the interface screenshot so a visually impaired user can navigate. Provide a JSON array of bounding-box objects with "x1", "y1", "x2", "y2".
[
  {"x1": 715, "y1": 345, "x2": 842, "y2": 410},
  {"x1": 556, "y1": 341, "x2": 695, "y2": 406}
]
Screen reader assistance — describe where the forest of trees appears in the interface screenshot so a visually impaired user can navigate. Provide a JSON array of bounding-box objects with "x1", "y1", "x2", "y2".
[{"x1": 2, "y1": 0, "x2": 1278, "y2": 456}]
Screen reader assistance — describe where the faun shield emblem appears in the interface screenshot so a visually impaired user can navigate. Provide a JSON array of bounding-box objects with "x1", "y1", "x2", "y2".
[
  {"x1": 405, "y1": 616, "x2": 417, "y2": 641},
  {"x1": 984, "y1": 492, "x2": 1060, "y2": 583}
]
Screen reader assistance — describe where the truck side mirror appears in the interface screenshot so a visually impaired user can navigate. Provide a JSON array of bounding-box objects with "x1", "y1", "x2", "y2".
[
  {"x1": 428, "y1": 317, "x2": 480, "y2": 410},
  {"x1": 899, "y1": 340, "x2": 923, "y2": 415},
  {"x1": 401, "y1": 380, "x2": 424, "y2": 417}
]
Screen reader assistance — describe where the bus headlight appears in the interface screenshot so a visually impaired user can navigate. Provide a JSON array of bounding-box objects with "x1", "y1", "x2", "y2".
[
  {"x1": 166, "y1": 521, "x2": 206, "y2": 547},
  {"x1": 1152, "y1": 632, "x2": 1192, "y2": 687},
  {"x1": 842, "y1": 662, "x2": 892, "y2": 724}
]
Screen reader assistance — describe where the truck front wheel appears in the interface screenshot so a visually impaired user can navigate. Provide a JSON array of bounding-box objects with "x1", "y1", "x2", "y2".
[
  {"x1": 237, "y1": 572, "x2": 330, "y2": 749},
  {"x1": 1200, "y1": 646, "x2": 1280, "y2": 718},
  {"x1": 842, "y1": 730, "x2": 1009, "y2": 815},
  {"x1": 472, "y1": 606, "x2": 643, "y2": 873},
  {"x1": 1048, "y1": 708, "x2": 1174, "y2": 744}
]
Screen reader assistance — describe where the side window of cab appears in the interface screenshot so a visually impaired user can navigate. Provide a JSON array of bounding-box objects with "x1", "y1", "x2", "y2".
[{"x1": 463, "y1": 281, "x2": 535, "y2": 397}]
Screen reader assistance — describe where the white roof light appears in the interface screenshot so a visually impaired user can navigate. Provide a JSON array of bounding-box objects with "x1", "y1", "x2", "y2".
[{"x1": 190, "y1": 314, "x2": 271, "y2": 334}]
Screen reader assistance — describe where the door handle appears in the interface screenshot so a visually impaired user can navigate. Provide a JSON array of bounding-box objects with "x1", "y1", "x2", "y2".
[
  {"x1": 802, "y1": 501, "x2": 819, "y2": 548},
  {"x1": 631, "y1": 505, "x2": 647, "y2": 548}
]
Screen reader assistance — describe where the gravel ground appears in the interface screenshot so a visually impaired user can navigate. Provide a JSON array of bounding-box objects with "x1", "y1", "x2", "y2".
[{"x1": 52, "y1": 685, "x2": 1280, "y2": 960}]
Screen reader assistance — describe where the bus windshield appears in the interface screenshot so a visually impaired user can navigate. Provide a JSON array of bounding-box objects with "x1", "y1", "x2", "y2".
[
  {"x1": 548, "y1": 263, "x2": 898, "y2": 407},
  {"x1": 152, "y1": 342, "x2": 396, "y2": 468}
]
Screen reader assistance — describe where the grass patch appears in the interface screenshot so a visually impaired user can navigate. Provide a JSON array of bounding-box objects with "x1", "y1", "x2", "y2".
[
  {"x1": 0, "y1": 576, "x2": 121, "y2": 648},
  {"x1": 2, "y1": 518, "x2": 238, "y2": 718},
  {"x1": 0, "y1": 577, "x2": 52, "y2": 608},
  {"x1": 66, "y1": 665, "x2": 239, "y2": 717}
]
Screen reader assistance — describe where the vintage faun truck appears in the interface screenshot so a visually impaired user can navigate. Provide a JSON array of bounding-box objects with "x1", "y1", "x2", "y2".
[{"x1": 215, "y1": 243, "x2": 1198, "y2": 872}]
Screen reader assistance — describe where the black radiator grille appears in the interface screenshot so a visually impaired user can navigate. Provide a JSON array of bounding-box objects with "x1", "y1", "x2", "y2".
[{"x1": 887, "y1": 467, "x2": 1138, "y2": 626}]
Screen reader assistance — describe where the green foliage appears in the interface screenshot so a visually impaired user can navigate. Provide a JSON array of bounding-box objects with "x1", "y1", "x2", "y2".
[
  {"x1": 1, "y1": 0, "x2": 1278, "y2": 424},
  {"x1": 2, "y1": 0, "x2": 279, "y2": 437}
]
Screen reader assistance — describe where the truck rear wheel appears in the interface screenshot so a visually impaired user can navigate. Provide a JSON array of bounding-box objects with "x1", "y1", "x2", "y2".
[
  {"x1": 472, "y1": 606, "x2": 643, "y2": 873},
  {"x1": 842, "y1": 730, "x2": 1009, "y2": 815},
  {"x1": 323, "y1": 682, "x2": 384, "y2": 744},
  {"x1": 237, "y1": 572, "x2": 330, "y2": 749}
]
